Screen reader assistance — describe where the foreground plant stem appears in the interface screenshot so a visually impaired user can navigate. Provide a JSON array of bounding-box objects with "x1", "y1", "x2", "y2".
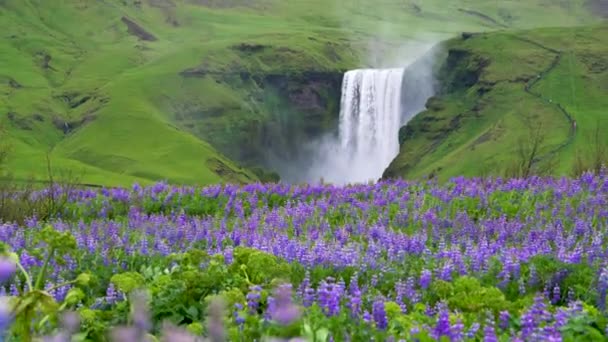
[
  {"x1": 15, "y1": 258, "x2": 33, "y2": 292},
  {"x1": 34, "y1": 247, "x2": 55, "y2": 291},
  {"x1": 46, "y1": 279, "x2": 77, "y2": 293}
]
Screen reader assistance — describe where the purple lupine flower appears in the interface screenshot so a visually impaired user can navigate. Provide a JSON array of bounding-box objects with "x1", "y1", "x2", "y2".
[
  {"x1": 269, "y1": 284, "x2": 301, "y2": 326},
  {"x1": 499, "y1": 310, "x2": 510, "y2": 330},
  {"x1": 106, "y1": 283, "x2": 119, "y2": 304},
  {"x1": 317, "y1": 279, "x2": 340, "y2": 317},
  {"x1": 207, "y1": 298, "x2": 225, "y2": 342},
  {"x1": 303, "y1": 286, "x2": 315, "y2": 308},
  {"x1": 420, "y1": 269, "x2": 432, "y2": 290},
  {"x1": 530, "y1": 293, "x2": 551, "y2": 323},
  {"x1": 404, "y1": 276, "x2": 420, "y2": 305},
  {"x1": 0, "y1": 257, "x2": 16, "y2": 283},
  {"x1": 0, "y1": 298, "x2": 12, "y2": 335},
  {"x1": 518, "y1": 278, "x2": 527, "y2": 295},
  {"x1": 553, "y1": 308, "x2": 569, "y2": 329},
  {"x1": 159, "y1": 323, "x2": 200, "y2": 342},
  {"x1": 395, "y1": 280, "x2": 406, "y2": 305},
  {"x1": 298, "y1": 272, "x2": 311, "y2": 298},
  {"x1": 131, "y1": 291, "x2": 151, "y2": 334},
  {"x1": 566, "y1": 287, "x2": 575, "y2": 303},
  {"x1": 498, "y1": 271, "x2": 511, "y2": 289},
  {"x1": 246, "y1": 285, "x2": 262, "y2": 314},
  {"x1": 528, "y1": 265, "x2": 538, "y2": 287},
  {"x1": 450, "y1": 319, "x2": 464, "y2": 341},
  {"x1": 410, "y1": 326, "x2": 421, "y2": 339},
  {"x1": 598, "y1": 266, "x2": 608, "y2": 311},
  {"x1": 433, "y1": 304, "x2": 451, "y2": 339},
  {"x1": 347, "y1": 277, "x2": 362, "y2": 317},
  {"x1": 483, "y1": 323, "x2": 498, "y2": 342},
  {"x1": 362, "y1": 310, "x2": 371, "y2": 323},
  {"x1": 45, "y1": 281, "x2": 57, "y2": 302},
  {"x1": 223, "y1": 247, "x2": 233, "y2": 264},
  {"x1": 233, "y1": 304, "x2": 245, "y2": 326},
  {"x1": 372, "y1": 297, "x2": 387, "y2": 330},
  {"x1": 55, "y1": 284, "x2": 71, "y2": 302},
  {"x1": 521, "y1": 294, "x2": 551, "y2": 339},
  {"x1": 9, "y1": 283, "x2": 19, "y2": 296},
  {"x1": 439, "y1": 261, "x2": 453, "y2": 282},
  {"x1": 370, "y1": 274, "x2": 378, "y2": 287},
  {"x1": 265, "y1": 296, "x2": 275, "y2": 321},
  {"x1": 520, "y1": 310, "x2": 536, "y2": 339},
  {"x1": 466, "y1": 323, "x2": 480, "y2": 339},
  {"x1": 552, "y1": 284, "x2": 561, "y2": 304}
]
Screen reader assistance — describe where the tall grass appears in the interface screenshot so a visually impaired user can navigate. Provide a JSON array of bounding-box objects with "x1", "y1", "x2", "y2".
[
  {"x1": 0, "y1": 126, "x2": 81, "y2": 224},
  {"x1": 572, "y1": 121, "x2": 608, "y2": 177}
]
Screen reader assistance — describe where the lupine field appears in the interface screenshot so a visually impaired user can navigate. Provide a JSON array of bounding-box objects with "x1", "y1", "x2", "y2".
[{"x1": 1, "y1": 173, "x2": 608, "y2": 341}]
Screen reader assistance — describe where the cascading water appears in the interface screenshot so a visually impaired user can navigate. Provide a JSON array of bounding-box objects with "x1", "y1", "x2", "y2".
[
  {"x1": 281, "y1": 48, "x2": 437, "y2": 186},
  {"x1": 337, "y1": 68, "x2": 405, "y2": 184},
  {"x1": 280, "y1": 47, "x2": 436, "y2": 185},
  {"x1": 290, "y1": 65, "x2": 434, "y2": 186}
]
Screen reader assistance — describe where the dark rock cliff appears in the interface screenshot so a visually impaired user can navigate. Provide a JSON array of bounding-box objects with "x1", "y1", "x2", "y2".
[{"x1": 175, "y1": 69, "x2": 344, "y2": 173}]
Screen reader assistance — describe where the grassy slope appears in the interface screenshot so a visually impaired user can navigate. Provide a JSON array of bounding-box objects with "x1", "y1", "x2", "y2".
[
  {"x1": 529, "y1": 26, "x2": 608, "y2": 174},
  {"x1": 385, "y1": 24, "x2": 608, "y2": 180},
  {"x1": 0, "y1": 0, "x2": 601, "y2": 186}
]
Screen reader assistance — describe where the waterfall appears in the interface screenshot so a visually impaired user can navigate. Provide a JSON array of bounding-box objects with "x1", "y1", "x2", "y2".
[
  {"x1": 272, "y1": 42, "x2": 438, "y2": 185},
  {"x1": 336, "y1": 68, "x2": 405, "y2": 184},
  {"x1": 281, "y1": 59, "x2": 435, "y2": 186}
]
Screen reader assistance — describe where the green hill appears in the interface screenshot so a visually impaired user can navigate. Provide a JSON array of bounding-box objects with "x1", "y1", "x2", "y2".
[
  {"x1": 384, "y1": 24, "x2": 608, "y2": 181},
  {"x1": 0, "y1": 0, "x2": 604, "y2": 185}
]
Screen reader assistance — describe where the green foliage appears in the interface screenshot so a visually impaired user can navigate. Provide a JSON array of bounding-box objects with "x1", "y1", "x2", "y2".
[
  {"x1": 0, "y1": 226, "x2": 99, "y2": 340},
  {"x1": 430, "y1": 280, "x2": 455, "y2": 301},
  {"x1": 447, "y1": 277, "x2": 509, "y2": 314},
  {"x1": 560, "y1": 309, "x2": 606, "y2": 341},
  {"x1": 384, "y1": 301, "x2": 403, "y2": 321},
  {"x1": 64, "y1": 288, "x2": 85, "y2": 307},
  {"x1": 267, "y1": 193, "x2": 288, "y2": 210},
  {"x1": 562, "y1": 264, "x2": 597, "y2": 304},
  {"x1": 111, "y1": 272, "x2": 146, "y2": 294},
  {"x1": 251, "y1": 167, "x2": 281, "y2": 183}
]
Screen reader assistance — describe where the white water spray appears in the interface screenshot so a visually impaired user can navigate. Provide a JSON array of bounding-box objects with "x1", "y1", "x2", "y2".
[{"x1": 337, "y1": 68, "x2": 405, "y2": 184}]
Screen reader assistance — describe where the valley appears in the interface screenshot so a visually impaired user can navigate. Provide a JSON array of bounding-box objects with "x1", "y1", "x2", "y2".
[{"x1": 0, "y1": 0, "x2": 606, "y2": 185}]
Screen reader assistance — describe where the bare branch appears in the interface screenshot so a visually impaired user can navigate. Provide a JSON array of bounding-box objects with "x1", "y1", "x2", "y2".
[
  {"x1": 505, "y1": 116, "x2": 554, "y2": 178},
  {"x1": 572, "y1": 119, "x2": 607, "y2": 176}
]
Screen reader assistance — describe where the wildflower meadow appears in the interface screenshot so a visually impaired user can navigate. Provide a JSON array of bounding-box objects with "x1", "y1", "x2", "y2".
[{"x1": 1, "y1": 173, "x2": 608, "y2": 341}]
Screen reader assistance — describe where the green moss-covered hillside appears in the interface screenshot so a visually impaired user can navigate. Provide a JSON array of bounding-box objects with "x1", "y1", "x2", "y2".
[
  {"x1": 384, "y1": 24, "x2": 608, "y2": 181},
  {"x1": 0, "y1": 0, "x2": 604, "y2": 185}
]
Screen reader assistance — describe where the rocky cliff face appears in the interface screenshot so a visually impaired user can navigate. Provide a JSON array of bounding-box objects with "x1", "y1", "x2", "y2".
[
  {"x1": 248, "y1": 71, "x2": 344, "y2": 166},
  {"x1": 174, "y1": 69, "x2": 344, "y2": 173}
]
